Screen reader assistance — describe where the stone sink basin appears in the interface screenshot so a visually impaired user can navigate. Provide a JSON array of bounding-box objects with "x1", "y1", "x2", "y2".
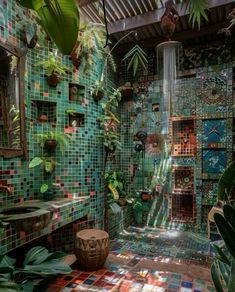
[{"x1": 0, "y1": 203, "x2": 53, "y2": 233}]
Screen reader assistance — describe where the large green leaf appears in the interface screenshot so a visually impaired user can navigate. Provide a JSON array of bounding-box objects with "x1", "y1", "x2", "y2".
[
  {"x1": 212, "y1": 244, "x2": 230, "y2": 266},
  {"x1": 23, "y1": 246, "x2": 48, "y2": 266},
  {"x1": 214, "y1": 213, "x2": 235, "y2": 258},
  {"x1": 28, "y1": 157, "x2": 43, "y2": 168},
  {"x1": 217, "y1": 161, "x2": 235, "y2": 201},
  {"x1": 211, "y1": 263, "x2": 224, "y2": 292},
  {"x1": 223, "y1": 204, "x2": 235, "y2": 232},
  {"x1": 22, "y1": 262, "x2": 72, "y2": 275},
  {"x1": 18, "y1": 0, "x2": 80, "y2": 55},
  {"x1": 228, "y1": 259, "x2": 235, "y2": 292},
  {"x1": 0, "y1": 281, "x2": 21, "y2": 292}
]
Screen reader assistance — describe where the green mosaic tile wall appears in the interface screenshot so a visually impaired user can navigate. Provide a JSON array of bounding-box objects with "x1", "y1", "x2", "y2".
[{"x1": 0, "y1": 0, "x2": 112, "y2": 235}]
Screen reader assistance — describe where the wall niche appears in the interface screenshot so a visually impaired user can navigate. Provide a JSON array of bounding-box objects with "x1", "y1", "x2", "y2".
[
  {"x1": 32, "y1": 100, "x2": 57, "y2": 123},
  {"x1": 69, "y1": 83, "x2": 85, "y2": 104}
]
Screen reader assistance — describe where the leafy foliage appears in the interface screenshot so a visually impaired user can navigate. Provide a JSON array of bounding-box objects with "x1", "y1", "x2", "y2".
[
  {"x1": 34, "y1": 53, "x2": 69, "y2": 78},
  {"x1": 217, "y1": 161, "x2": 235, "y2": 201},
  {"x1": 29, "y1": 156, "x2": 57, "y2": 173},
  {"x1": 34, "y1": 131, "x2": 71, "y2": 154},
  {"x1": 18, "y1": 0, "x2": 80, "y2": 55},
  {"x1": 212, "y1": 204, "x2": 235, "y2": 292},
  {"x1": 123, "y1": 44, "x2": 148, "y2": 77},
  {"x1": 0, "y1": 246, "x2": 72, "y2": 292},
  {"x1": 180, "y1": 0, "x2": 208, "y2": 29},
  {"x1": 97, "y1": 88, "x2": 122, "y2": 152},
  {"x1": 74, "y1": 23, "x2": 116, "y2": 74}
]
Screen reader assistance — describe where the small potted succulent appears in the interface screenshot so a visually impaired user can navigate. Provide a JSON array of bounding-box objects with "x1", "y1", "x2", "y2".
[{"x1": 34, "y1": 53, "x2": 69, "y2": 87}]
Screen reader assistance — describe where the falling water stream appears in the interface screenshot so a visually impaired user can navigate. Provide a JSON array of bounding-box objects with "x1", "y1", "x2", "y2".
[{"x1": 146, "y1": 41, "x2": 181, "y2": 227}]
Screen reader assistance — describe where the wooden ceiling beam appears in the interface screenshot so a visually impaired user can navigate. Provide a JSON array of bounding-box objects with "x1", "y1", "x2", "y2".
[
  {"x1": 113, "y1": 21, "x2": 229, "y2": 54},
  {"x1": 108, "y1": 0, "x2": 234, "y2": 35},
  {"x1": 77, "y1": 0, "x2": 98, "y2": 7}
]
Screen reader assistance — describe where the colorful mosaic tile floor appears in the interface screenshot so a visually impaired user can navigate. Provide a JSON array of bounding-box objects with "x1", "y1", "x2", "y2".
[
  {"x1": 47, "y1": 261, "x2": 215, "y2": 292},
  {"x1": 47, "y1": 227, "x2": 215, "y2": 291},
  {"x1": 109, "y1": 226, "x2": 212, "y2": 265}
]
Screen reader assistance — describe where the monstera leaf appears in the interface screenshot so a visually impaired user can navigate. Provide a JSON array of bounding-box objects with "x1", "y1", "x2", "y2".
[{"x1": 18, "y1": 0, "x2": 80, "y2": 54}]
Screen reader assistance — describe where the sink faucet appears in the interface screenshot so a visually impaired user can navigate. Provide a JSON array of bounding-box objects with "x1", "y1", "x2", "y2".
[{"x1": 0, "y1": 185, "x2": 12, "y2": 195}]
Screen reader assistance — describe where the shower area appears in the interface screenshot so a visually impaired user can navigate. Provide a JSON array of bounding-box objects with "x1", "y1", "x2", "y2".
[{"x1": 117, "y1": 41, "x2": 195, "y2": 230}]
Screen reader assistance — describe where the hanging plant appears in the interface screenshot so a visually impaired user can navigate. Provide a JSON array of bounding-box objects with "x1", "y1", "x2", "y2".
[
  {"x1": 34, "y1": 53, "x2": 69, "y2": 87},
  {"x1": 122, "y1": 44, "x2": 148, "y2": 77},
  {"x1": 73, "y1": 23, "x2": 116, "y2": 74},
  {"x1": 18, "y1": 0, "x2": 80, "y2": 55},
  {"x1": 180, "y1": 0, "x2": 208, "y2": 29},
  {"x1": 97, "y1": 88, "x2": 122, "y2": 154},
  {"x1": 22, "y1": 21, "x2": 38, "y2": 48}
]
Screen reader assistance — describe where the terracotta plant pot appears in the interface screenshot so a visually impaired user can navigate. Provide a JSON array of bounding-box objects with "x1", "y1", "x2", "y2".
[
  {"x1": 104, "y1": 146, "x2": 116, "y2": 154},
  {"x1": 92, "y1": 90, "x2": 104, "y2": 102},
  {"x1": 44, "y1": 139, "x2": 57, "y2": 151},
  {"x1": 22, "y1": 26, "x2": 38, "y2": 49},
  {"x1": 38, "y1": 114, "x2": 48, "y2": 123},
  {"x1": 141, "y1": 191, "x2": 152, "y2": 201},
  {"x1": 46, "y1": 73, "x2": 60, "y2": 87},
  {"x1": 117, "y1": 198, "x2": 127, "y2": 206}
]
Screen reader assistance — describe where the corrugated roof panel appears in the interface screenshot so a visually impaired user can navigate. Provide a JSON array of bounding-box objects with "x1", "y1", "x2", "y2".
[{"x1": 111, "y1": 1, "x2": 126, "y2": 19}]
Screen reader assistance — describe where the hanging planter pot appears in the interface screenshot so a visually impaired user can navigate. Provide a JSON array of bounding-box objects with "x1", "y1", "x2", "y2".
[
  {"x1": 70, "y1": 47, "x2": 81, "y2": 70},
  {"x1": 46, "y1": 73, "x2": 60, "y2": 87},
  {"x1": 44, "y1": 139, "x2": 57, "y2": 152},
  {"x1": 92, "y1": 90, "x2": 104, "y2": 102},
  {"x1": 22, "y1": 23, "x2": 38, "y2": 49},
  {"x1": 118, "y1": 82, "x2": 133, "y2": 100},
  {"x1": 104, "y1": 146, "x2": 116, "y2": 154},
  {"x1": 117, "y1": 198, "x2": 127, "y2": 206}
]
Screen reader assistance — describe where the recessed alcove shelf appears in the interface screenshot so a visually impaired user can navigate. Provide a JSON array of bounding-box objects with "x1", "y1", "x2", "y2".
[
  {"x1": 172, "y1": 166, "x2": 194, "y2": 194},
  {"x1": 67, "y1": 111, "x2": 85, "y2": 127},
  {"x1": 69, "y1": 83, "x2": 85, "y2": 104},
  {"x1": 31, "y1": 100, "x2": 57, "y2": 123},
  {"x1": 171, "y1": 117, "x2": 196, "y2": 156},
  {"x1": 171, "y1": 193, "x2": 195, "y2": 222}
]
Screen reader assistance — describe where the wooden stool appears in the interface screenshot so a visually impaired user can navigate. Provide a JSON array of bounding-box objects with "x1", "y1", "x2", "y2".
[{"x1": 75, "y1": 229, "x2": 109, "y2": 271}]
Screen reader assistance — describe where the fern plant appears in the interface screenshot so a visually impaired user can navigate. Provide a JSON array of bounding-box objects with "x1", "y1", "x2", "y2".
[
  {"x1": 181, "y1": 0, "x2": 208, "y2": 29},
  {"x1": 74, "y1": 23, "x2": 116, "y2": 74},
  {"x1": 122, "y1": 44, "x2": 148, "y2": 77}
]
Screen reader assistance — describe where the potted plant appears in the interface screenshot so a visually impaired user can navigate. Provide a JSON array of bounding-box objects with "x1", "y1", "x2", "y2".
[
  {"x1": 97, "y1": 88, "x2": 122, "y2": 154},
  {"x1": 29, "y1": 156, "x2": 57, "y2": 173},
  {"x1": 105, "y1": 171, "x2": 127, "y2": 205},
  {"x1": 34, "y1": 53, "x2": 69, "y2": 87},
  {"x1": 92, "y1": 80, "x2": 105, "y2": 102},
  {"x1": 35, "y1": 131, "x2": 71, "y2": 153},
  {"x1": 72, "y1": 23, "x2": 116, "y2": 74}
]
